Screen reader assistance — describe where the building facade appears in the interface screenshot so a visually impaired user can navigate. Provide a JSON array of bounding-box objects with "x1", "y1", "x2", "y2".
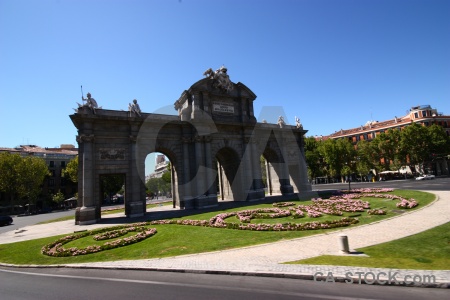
[
  {"x1": 0, "y1": 144, "x2": 78, "y2": 212},
  {"x1": 319, "y1": 105, "x2": 450, "y2": 176}
]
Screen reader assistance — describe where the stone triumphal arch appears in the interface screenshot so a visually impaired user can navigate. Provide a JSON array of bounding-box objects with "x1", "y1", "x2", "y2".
[{"x1": 71, "y1": 67, "x2": 311, "y2": 225}]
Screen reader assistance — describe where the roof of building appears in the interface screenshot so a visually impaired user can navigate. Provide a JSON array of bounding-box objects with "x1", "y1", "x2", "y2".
[
  {"x1": 318, "y1": 105, "x2": 449, "y2": 140},
  {"x1": 0, "y1": 144, "x2": 78, "y2": 156}
]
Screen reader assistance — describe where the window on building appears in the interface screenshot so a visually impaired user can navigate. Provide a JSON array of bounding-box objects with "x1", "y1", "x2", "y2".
[
  {"x1": 424, "y1": 122, "x2": 429, "y2": 126},
  {"x1": 49, "y1": 161, "x2": 55, "y2": 168},
  {"x1": 51, "y1": 170, "x2": 56, "y2": 177},
  {"x1": 363, "y1": 133, "x2": 368, "y2": 140},
  {"x1": 61, "y1": 161, "x2": 66, "y2": 168},
  {"x1": 422, "y1": 110, "x2": 427, "y2": 117},
  {"x1": 49, "y1": 179, "x2": 55, "y2": 187}
]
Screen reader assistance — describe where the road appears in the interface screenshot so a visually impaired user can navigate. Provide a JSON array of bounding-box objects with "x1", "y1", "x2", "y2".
[
  {"x1": 0, "y1": 209, "x2": 76, "y2": 235},
  {"x1": 312, "y1": 176, "x2": 450, "y2": 192},
  {"x1": 0, "y1": 267, "x2": 448, "y2": 300}
]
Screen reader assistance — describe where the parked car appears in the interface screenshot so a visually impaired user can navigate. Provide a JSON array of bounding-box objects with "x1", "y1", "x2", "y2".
[
  {"x1": 0, "y1": 215, "x2": 13, "y2": 226},
  {"x1": 415, "y1": 174, "x2": 435, "y2": 180}
]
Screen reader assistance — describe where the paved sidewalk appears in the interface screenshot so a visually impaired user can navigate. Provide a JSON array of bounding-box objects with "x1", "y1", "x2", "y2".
[{"x1": 1, "y1": 190, "x2": 449, "y2": 287}]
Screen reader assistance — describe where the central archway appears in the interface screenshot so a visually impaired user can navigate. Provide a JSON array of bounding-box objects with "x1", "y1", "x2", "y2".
[{"x1": 215, "y1": 147, "x2": 241, "y2": 201}]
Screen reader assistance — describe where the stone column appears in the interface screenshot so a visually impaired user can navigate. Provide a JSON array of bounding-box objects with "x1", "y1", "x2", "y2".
[
  {"x1": 191, "y1": 92, "x2": 203, "y2": 120},
  {"x1": 278, "y1": 132, "x2": 294, "y2": 195},
  {"x1": 247, "y1": 139, "x2": 265, "y2": 201},
  {"x1": 238, "y1": 137, "x2": 253, "y2": 201},
  {"x1": 217, "y1": 161, "x2": 224, "y2": 200},
  {"x1": 182, "y1": 137, "x2": 193, "y2": 208},
  {"x1": 75, "y1": 134, "x2": 97, "y2": 225},
  {"x1": 194, "y1": 135, "x2": 206, "y2": 198},
  {"x1": 265, "y1": 159, "x2": 273, "y2": 195},
  {"x1": 204, "y1": 136, "x2": 215, "y2": 195},
  {"x1": 127, "y1": 135, "x2": 145, "y2": 218},
  {"x1": 297, "y1": 136, "x2": 312, "y2": 192}
]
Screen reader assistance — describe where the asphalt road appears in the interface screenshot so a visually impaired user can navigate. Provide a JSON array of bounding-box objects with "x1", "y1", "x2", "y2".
[
  {"x1": 0, "y1": 267, "x2": 448, "y2": 300},
  {"x1": 0, "y1": 209, "x2": 76, "y2": 235},
  {"x1": 312, "y1": 176, "x2": 450, "y2": 192}
]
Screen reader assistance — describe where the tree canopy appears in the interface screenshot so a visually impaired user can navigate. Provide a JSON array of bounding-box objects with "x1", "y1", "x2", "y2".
[
  {"x1": 0, "y1": 152, "x2": 50, "y2": 206},
  {"x1": 306, "y1": 124, "x2": 450, "y2": 181}
]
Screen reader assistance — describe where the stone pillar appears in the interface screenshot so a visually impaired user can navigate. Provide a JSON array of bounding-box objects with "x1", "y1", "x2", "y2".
[
  {"x1": 298, "y1": 144, "x2": 312, "y2": 192},
  {"x1": 182, "y1": 137, "x2": 193, "y2": 208},
  {"x1": 265, "y1": 159, "x2": 273, "y2": 195},
  {"x1": 237, "y1": 137, "x2": 253, "y2": 201},
  {"x1": 247, "y1": 139, "x2": 265, "y2": 201},
  {"x1": 204, "y1": 136, "x2": 215, "y2": 195},
  {"x1": 127, "y1": 135, "x2": 145, "y2": 218},
  {"x1": 200, "y1": 135, "x2": 218, "y2": 207},
  {"x1": 75, "y1": 134, "x2": 97, "y2": 225},
  {"x1": 194, "y1": 135, "x2": 206, "y2": 198},
  {"x1": 218, "y1": 161, "x2": 224, "y2": 200},
  {"x1": 278, "y1": 133, "x2": 294, "y2": 195},
  {"x1": 191, "y1": 92, "x2": 203, "y2": 120}
]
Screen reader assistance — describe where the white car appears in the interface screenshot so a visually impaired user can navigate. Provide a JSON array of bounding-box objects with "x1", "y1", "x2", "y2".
[{"x1": 415, "y1": 174, "x2": 435, "y2": 180}]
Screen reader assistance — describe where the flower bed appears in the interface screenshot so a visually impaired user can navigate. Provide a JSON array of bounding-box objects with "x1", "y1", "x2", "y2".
[
  {"x1": 42, "y1": 188, "x2": 419, "y2": 257},
  {"x1": 42, "y1": 224, "x2": 157, "y2": 257}
]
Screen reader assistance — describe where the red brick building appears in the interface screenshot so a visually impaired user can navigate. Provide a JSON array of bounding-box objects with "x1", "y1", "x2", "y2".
[{"x1": 318, "y1": 105, "x2": 450, "y2": 176}]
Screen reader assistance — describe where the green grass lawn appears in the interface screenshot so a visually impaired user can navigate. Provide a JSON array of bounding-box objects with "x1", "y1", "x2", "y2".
[
  {"x1": 285, "y1": 221, "x2": 450, "y2": 270},
  {"x1": 37, "y1": 202, "x2": 173, "y2": 224},
  {"x1": 0, "y1": 190, "x2": 439, "y2": 266}
]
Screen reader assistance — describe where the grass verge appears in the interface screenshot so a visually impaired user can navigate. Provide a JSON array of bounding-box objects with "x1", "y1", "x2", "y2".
[
  {"x1": 37, "y1": 202, "x2": 172, "y2": 224},
  {"x1": 285, "y1": 221, "x2": 450, "y2": 270}
]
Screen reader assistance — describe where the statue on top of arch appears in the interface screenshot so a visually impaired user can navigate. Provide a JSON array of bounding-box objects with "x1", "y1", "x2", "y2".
[{"x1": 203, "y1": 65, "x2": 234, "y2": 93}]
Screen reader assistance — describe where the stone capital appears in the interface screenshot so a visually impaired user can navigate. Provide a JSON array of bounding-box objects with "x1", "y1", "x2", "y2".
[{"x1": 76, "y1": 134, "x2": 94, "y2": 143}]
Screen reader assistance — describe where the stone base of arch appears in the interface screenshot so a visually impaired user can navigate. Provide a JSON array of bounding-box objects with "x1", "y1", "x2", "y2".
[{"x1": 75, "y1": 206, "x2": 97, "y2": 225}]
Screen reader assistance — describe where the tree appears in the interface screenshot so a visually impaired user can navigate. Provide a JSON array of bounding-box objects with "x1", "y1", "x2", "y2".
[
  {"x1": 371, "y1": 129, "x2": 402, "y2": 171},
  {"x1": 16, "y1": 156, "x2": 50, "y2": 206},
  {"x1": 400, "y1": 123, "x2": 430, "y2": 166},
  {"x1": 146, "y1": 177, "x2": 159, "y2": 196},
  {"x1": 318, "y1": 138, "x2": 356, "y2": 181},
  {"x1": 427, "y1": 124, "x2": 450, "y2": 159},
  {"x1": 304, "y1": 137, "x2": 322, "y2": 180},
  {"x1": 260, "y1": 156, "x2": 267, "y2": 187},
  {"x1": 52, "y1": 190, "x2": 65, "y2": 207},
  {"x1": 101, "y1": 175, "x2": 125, "y2": 199},
  {"x1": 63, "y1": 156, "x2": 78, "y2": 183},
  {"x1": 356, "y1": 140, "x2": 376, "y2": 179},
  {"x1": 0, "y1": 152, "x2": 23, "y2": 205}
]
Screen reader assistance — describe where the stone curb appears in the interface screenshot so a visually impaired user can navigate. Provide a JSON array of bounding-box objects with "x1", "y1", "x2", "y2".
[{"x1": 1, "y1": 262, "x2": 448, "y2": 289}]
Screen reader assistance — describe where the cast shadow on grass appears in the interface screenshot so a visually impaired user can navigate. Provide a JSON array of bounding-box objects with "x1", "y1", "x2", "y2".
[{"x1": 96, "y1": 190, "x2": 335, "y2": 225}]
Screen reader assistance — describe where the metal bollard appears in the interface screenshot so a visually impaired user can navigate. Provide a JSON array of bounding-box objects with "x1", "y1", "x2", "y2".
[{"x1": 338, "y1": 234, "x2": 350, "y2": 254}]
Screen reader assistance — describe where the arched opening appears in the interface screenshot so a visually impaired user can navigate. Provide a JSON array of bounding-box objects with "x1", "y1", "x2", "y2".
[
  {"x1": 215, "y1": 147, "x2": 242, "y2": 201},
  {"x1": 144, "y1": 151, "x2": 176, "y2": 209},
  {"x1": 98, "y1": 173, "x2": 126, "y2": 219},
  {"x1": 262, "y1": 147, "x2": 285, "y2": 196}
]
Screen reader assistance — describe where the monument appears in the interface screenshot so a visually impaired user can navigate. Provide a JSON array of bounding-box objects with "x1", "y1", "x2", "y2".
[{"x1": 70, "y1": 67, "x2": 311, "y2": 225}]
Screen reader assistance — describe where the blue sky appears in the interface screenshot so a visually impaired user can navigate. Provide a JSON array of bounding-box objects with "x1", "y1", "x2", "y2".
[{"x1": 1, "y1": 0, "x2": 449, "y2": 174}]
